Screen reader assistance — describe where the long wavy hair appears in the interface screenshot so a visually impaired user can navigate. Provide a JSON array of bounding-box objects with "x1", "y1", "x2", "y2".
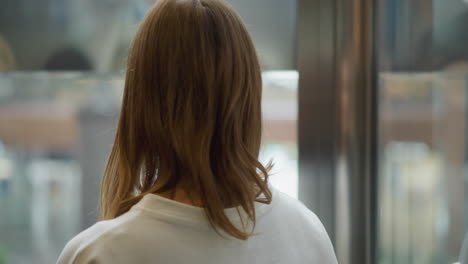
[{"x1": 100, "y1": 0, "x2": 272, "y2": 240}]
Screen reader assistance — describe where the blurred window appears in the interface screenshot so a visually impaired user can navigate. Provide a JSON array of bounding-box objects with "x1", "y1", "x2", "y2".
[{"x1": 377, "y1": 0, "x2": 468, "y2": 263}]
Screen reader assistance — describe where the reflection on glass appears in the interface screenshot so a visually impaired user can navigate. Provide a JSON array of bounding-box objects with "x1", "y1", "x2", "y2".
[{"x1": 378, "y1": 0, "x2": 468, "y2": 263}]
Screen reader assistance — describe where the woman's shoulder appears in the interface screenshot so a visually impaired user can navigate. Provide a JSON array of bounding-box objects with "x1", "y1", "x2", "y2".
[
  {"x1": 271, "y1": 188, "x2": 321, "y2": 222},
  {"x1": 269, "y1": 187, "x2": 338, "y2": 263},
  {"x1": 273, "y1": 189, "x2": 330, "y2": 234},
  {"x1": 56, "y1": 210, "x2": 140, "y2": 264}
]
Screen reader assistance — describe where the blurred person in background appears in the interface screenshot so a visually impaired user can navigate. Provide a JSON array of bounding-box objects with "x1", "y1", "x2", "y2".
[{"x1": 57, "y1": 0, "x2": 337, "y2": 263}]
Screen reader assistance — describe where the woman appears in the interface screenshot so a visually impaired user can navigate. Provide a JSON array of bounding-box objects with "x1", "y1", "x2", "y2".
[{"x1": 58, "y1": 0, "x2": 337, "y2": 263}]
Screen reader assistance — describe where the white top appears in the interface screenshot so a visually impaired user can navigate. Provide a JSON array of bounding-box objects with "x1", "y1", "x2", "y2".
[{"x1": 57, "y1": 186, "x2": 338, "y2": 264}]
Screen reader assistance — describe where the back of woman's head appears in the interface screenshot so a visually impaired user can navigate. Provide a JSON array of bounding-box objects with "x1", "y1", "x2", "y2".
[{"x1": 100, "y1": 0, "x2": 272, "y2": 240}]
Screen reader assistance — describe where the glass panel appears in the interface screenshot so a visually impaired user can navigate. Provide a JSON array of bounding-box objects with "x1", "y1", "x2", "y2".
[
  {"x1": 0, "y1": 1, "x2": 298, "y2": 263},
  {"x1": 377, "y1": 0, "x2": 468, "y2": 263}
]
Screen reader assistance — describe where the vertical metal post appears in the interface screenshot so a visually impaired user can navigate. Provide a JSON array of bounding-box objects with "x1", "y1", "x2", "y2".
[
  {"x1": 297, "y1": 0, "x2": 376, "y2": 263},
  {"x1": 334, "y1": 0, "x2": 376, "y2": 263},
  {"x1": 297, "y1": 0, "x2": 337, "y2": 242}
]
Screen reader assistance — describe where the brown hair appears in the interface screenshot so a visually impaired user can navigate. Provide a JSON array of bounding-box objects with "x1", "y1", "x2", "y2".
[{"x1": 100, "y1": 0, "x2": 272, "y2": 240}]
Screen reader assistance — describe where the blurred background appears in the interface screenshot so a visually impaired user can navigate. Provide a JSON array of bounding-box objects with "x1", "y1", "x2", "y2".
[{"x1": 0, "y1": 0, "x2": 468, "y2": 264}]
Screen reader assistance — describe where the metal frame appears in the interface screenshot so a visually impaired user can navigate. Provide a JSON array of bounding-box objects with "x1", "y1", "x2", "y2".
[
  {"x1": 297, "y1": 0, "x2": 337, "y2": 241},
  {"x1": 297, "y1": 0, "x2": 377, "y2": 263}
]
